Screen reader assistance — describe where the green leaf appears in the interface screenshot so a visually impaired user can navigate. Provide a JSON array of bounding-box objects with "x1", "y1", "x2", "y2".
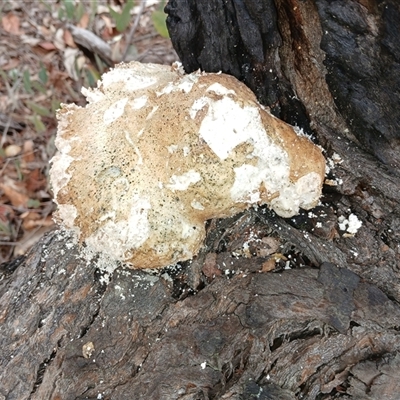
[
  {"x1": 27, "y1": 198, "x2": 41, "y2": 208},
  {"x1": 31, "y1": 80, "x2": 47, "y2": 94},
  {"x1": 31, "y1": 115, "x2": 46, "y2": 133},
  {"x1": 124, "y1": 44, "x2": 138, "y2": 60},
  {"x1": 0, "y1": 69, "x2": 7, "y2": 82},
  {"x1": 75, "y1": 2, "x2": 85, "y2": 23},
  {"x1": 13, "y1": 159, "x2": 23, "y2": 181},
  {"x1": 23, "y1": 70, "x2": 32, "y2": 93},
  {"x1": 0, "y1": 220, "x2": 12, "y2": 235},
  {"x1": 58, "y1": 7, "x2": 65, "y2": 21},
  {"x1": 152, "y1": 9, "x2": 169, "y2": 38},
  {"x1": 26, "y1": 101, "x2": 51, "y2": 117},
  {"x1": 94, "y1": 53, "x2": 106, "y2": 74},
  {"x1": 39, "y1": 0, "x2": 52, "y2": 12},
  {"x1": 90, "y1": 0, "x2": 99, "y2": 24},
  {"x1": 85, "y1": 68, "x2": 100, "y2": 88},
  {"x1": 63, "y1": 0, "x2": 75, "y2": 20},
  {"x1": 38, "y1": 63, "x2": 48, "y2": 85},
  {"x1": 51, "y1": 99, "x2": 61, "y2": 113},
  {"x1": 109, "y1": 0, "x2": 135, "y2": 33},
  {"x1": 9, "y1": 68, "x2": 19, "y2": 82},
  {"x1": 108, "y1": 7, "x2": 120, "y2": 24}
]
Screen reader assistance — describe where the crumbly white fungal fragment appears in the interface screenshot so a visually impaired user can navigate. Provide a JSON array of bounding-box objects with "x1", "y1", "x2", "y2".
[
  {"x1": 101, "y1": 67, "x2": 158, "y2": 90},
  {"x1": 338, "y1": 213, "x2": 362, "y2": 235},
  {"x1": 190, "y1": 97, "x2": 209, "y2": 119},
  {"x1": 146, "y1": 106, "x2": 159, "y2": 120},
  {"x1": 56, "y1": 204, "x2": 79, "y2": 234},
  {"x1": 82, "y1": 341, "x2": 95, "y2": 359},
  {"x1": 103, "y1": 98, "x2": 128, "y2": 125},
  {"x1": 166, "y1": 170, "x2": 201, "y2": 191},
  {"x1": 206, "y1": 82, "x2": 236, "y2": 96},
  {"x1": 134, "y1": 146, "x2": 143, "y2": 165},
  {"x1": 347, "y1": 214, "x2": 363, "y2": 234},
  {"x1": 86, "y1": 197, "x2": 151, "y2": 260},
  {"x1": 292, "y1": 173, "x2": 323, "y2": 210},
  {"x1": 177, "y1": 75, "x2": 197, "y2": 93},
  {"x1": 51, "y1": 61, "x2": 325, "y2": 269},
  {"x1": 191, "y1": 200, "x2": 205, "y2": 210},
  {"x1": 231, "y1": 164, "x2": 268, "y2": 202},
  {"x1": 157, "y1": 73, "x2": 198, "y2": 96},
  {"x1": 49, "y1": 152, "x2": 74, "y2": 197},
  {"x1": 130, "y1": 95, "x2": 148, "y2": 110},
  {"x1": 199, "y1": 98, "x2": 265, "y2": 160},
  {"x1": 331, "y1": 152, "x2": 343, "y2": 163},
  {"x1": 81, "y1": 87, "x2": 105, "y2": 104},
  {"x1": 156, "y1": 82, "x2": 175, "y2": 96},
  {"x1": 167, "y1": 145, "x2": 178, "y2": 154}
]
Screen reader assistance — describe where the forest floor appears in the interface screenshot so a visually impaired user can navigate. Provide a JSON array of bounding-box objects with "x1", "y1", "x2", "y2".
[{"x1": 0, "y1": 0, "x2": 177, "y2": 264}]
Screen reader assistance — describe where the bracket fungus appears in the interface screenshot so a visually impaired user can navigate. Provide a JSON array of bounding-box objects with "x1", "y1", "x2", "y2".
[{"x1": 50, "y1": 62, "x2": 325, "y2": 269}]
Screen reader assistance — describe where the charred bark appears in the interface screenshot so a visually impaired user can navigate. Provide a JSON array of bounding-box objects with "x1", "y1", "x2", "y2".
[
  {"x1": 2, "y1": 229, "x2": 400, "y2": 400},
  {"x1": 1, "y1": 0, "x2": 400, "y2": 399},
  {"x1": 166, "y1": 0, "x2": 400, "y2": 171}
]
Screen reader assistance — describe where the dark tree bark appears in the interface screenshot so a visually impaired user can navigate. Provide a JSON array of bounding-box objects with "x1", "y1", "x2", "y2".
[
  {"x1": 166, "y1": 0, "x2": 400, "y2": 172},
  {"x1": 1, "y1": 1, "x2": 400, "y2": 399}
]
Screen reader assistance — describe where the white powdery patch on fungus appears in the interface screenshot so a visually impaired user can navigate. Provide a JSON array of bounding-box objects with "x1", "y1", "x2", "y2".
[{"x1": 50, "y1": 61, "x2": 326, "y2": 269}]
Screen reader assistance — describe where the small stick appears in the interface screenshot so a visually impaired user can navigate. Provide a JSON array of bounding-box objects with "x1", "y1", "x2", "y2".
[{"x1": 122, "y1": 0, "x2": 147, "y2": 62}]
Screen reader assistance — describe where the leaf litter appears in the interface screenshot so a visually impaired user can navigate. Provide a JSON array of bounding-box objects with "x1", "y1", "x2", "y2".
[{"x1": 0, "y1": 0, "x2": 177, "y2": 264}]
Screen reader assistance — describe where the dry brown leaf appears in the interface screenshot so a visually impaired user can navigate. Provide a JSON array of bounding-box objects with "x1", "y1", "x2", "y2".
[
  {"x1": 100, "y1": 15, "x2": 114, "y2": 37},
  {"x1": 0, "y1": 204, "x2": 14, "y2": 224},
  {"x1": 31, "y1": 45, "x2": 53, "y2": 58},
  {"x1": 261, "y1": 258, "x2": 276, "y2": 272},
  {"x1": 54, "y1": 28, "x2": 66, "y2": 51},
  {"x1": 25, "y1": 169, "x2": 46, "y2": 192},
  {"x1": 13, "y1": 225, "x2": 54, "y2": 256},
  {"x1": 1, "y1": 58, "x2": 20, "y2": 70},
  {"x1": 0, "y1": 178, "x2": 29, "y2": 208},
  {"x1": 202, "y1": 253, "x2": 221, "y2": 279},
  {"x1": 38, "y1": 41, "x2": 57, "y2": 51},
  {"x1": 272, "y1": 253, "x2": 288, "y2": 261},
  {"x1": 0, "y1": 96, "x2": 7, "y2": 110},
  {"x1": 111, "y1": 40, "x2": 123, "y2": 63},
  {"x1": 2, "y1": 13, "x2": 22, "y2": 35},
  {"x1": 4, "y1": 144, "x2": 22, "y2": 157},
  {"x1": 20, "y1": 210, "x2": 40, "y2": 220},
  {"x1": 257, "y1": 236, "x2": 281, "y2": 257},
  {"x1": 63, "y1": 47, "x2": 80, "y2": 80},
  {"x1": 39, "y1": 25, "x2": 52, "y2": 39},
  {"x1": 22, "y1": 215, "x2": 54, "y2": 230},
  {"x1": 78, "y1": 13, "x2": 90, "y2": 29},
  {"x1": 22, "y1": 140, "x2": 35, "y2": 163},
  {"x1": 63, "y1": 28, "x2": 76, "y2": 48}
]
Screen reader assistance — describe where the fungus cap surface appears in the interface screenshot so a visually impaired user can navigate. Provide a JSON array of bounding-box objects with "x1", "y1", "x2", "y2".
[{"x1": 50, "y1": 61, "x2": 325, "y2": 269}]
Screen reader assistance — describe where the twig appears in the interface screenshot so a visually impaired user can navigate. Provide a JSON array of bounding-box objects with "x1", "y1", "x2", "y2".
[
  {"x1": 122, "y1": 0, "x2": 147, "y2": 62},
  {"x1": 66, "y1": 24, "x2": 113, "y2": 66},
  {"x1": 132, "y1": 32, "x2": 158, "y2": 43},
  {"x1": 1, "y1": 118, "x2": 11, "y2": 147}
]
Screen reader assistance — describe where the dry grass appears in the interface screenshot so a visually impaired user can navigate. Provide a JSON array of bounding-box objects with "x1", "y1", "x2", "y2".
[{"x1": 0, "y1": 0, "x2": 177, "y2": 264}]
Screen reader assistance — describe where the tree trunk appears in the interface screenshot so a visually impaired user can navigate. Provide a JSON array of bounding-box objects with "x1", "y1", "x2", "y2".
[{"x1": 1, "y1": 1, "x2": 400, "y2": 399}]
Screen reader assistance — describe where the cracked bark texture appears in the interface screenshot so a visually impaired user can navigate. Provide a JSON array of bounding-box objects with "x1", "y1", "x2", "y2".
[{"x1": 1, "y1": 0, "x2": 400, "y2": 399}]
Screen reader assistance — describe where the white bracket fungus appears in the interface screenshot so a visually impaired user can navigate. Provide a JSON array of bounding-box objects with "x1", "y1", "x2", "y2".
[{"x1": 50, "y1": 61, "x2": 325, "y2": 269}]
